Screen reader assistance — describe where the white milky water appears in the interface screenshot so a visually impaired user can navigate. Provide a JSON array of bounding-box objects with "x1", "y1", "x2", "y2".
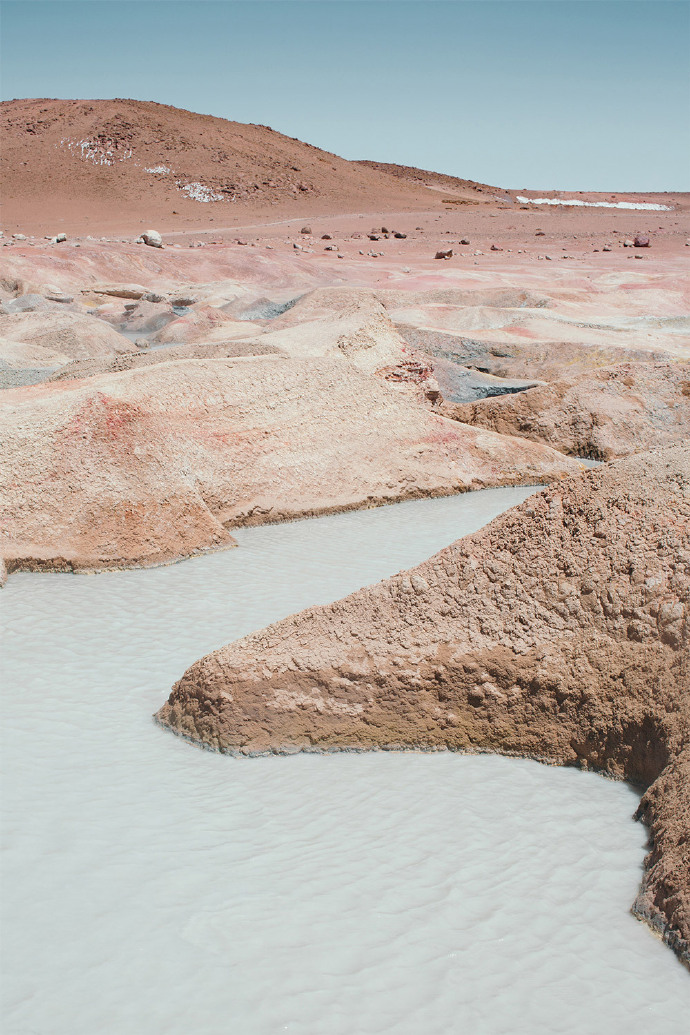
[
  {"x1": 516, "y1": 195, "x2": 672, "y2": 211},
  {"x1": 1, "y1": 487, "x2": 688, "y2": 1035}
]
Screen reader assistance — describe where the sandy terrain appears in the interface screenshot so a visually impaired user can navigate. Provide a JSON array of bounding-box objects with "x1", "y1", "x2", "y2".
[{"x1": 156, "y1": 445, "x2": 690, "y2": 965}]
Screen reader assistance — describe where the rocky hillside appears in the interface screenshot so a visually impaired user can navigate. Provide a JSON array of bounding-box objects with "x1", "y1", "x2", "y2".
[{"x1": 1, "y1": 98, "x2": 462, "y2": 233}]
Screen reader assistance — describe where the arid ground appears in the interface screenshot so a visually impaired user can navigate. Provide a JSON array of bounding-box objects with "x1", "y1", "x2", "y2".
[{"x1": 1, "y1": 98, "x2": 688, "y2": 966}]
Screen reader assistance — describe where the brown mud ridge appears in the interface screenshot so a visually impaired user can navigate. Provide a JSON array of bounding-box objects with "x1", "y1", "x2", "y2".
[
  {"x1": 0, "y1": 355, "x2": 579, "y2": 577},
  {"x1": 157, "y1": 445, "x2": 690, "y2": 966},
  {"x1": 443, "y1": 361, "x2": 690, "y2": 460}
]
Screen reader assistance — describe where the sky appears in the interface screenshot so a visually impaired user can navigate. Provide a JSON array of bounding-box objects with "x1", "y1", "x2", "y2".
[{"x1": 1, "y1": 0, "x2": 688, "y2": 191}]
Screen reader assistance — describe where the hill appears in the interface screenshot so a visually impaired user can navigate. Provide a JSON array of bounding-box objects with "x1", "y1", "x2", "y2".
[{"x1": 0, "y1": 97, "x2": 486, "y2": 234}]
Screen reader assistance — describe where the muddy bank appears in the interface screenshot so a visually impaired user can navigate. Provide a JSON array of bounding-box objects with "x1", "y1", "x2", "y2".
[{"x1": 157, "y1": 444, "x2": 690, "y2": 964}]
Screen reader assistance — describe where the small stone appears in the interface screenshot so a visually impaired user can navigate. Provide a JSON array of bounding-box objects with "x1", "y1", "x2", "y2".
[
  {"x1": 460, "y1": 237, "x2": 470, "y2": 245},
  {"x1": 321, "y1": 234, "x2": 332, "y2": 240},
  {"x1": 393, "y1": 232, "x2": 407, "y2": 239},
  {"x1": 623, "y1": 238, "x2": 634, "y2": 247},
  {"x1": 300, "y1": 226, "x2": 312, "y2": 235},
  {"x1": 634, "y1": 235, "x2": 650, "y2": 248},
  {"x1": 490, "y1": 244, "x2": 503, "y2": 251},
  {"x1": 435, "y1": 248, "x2": 453, "y2": 260},
  {"x1": 603, "y1": 245, "x2": 612, "y2": 252},
  {"x1": 140, "y1": 230, "x2": 163, "y2": 248}
]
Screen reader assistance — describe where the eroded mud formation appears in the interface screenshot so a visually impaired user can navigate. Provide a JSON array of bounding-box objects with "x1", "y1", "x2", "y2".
[{"x1": 157, "y1": 444, "x2": 690, "y2": 964}]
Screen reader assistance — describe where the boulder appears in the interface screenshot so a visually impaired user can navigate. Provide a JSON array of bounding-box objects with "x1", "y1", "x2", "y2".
[
  {"x1": 634, "y1": 235, "x2": 651, "y2": 248},
  {"x1": 139, "y1": 229, "x2": 163, "y2": 248}
]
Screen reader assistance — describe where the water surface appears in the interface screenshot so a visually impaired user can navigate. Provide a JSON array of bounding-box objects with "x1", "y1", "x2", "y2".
[{"x1": 2, "y1": 488, "x2": 688, "y2": 1034}]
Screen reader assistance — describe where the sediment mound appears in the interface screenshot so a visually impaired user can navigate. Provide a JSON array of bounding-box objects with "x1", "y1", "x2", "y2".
[
  {"x1": 0, "y1": 355, "x2": 578, "y2": 575},
  {"x1": 157, "y1": 444, "x2": 690, "y2": 964},
  {"x1": 444, "y1": 362, "x2": 690, "y2": 459},
  {"x1": 46, "y1": 339, "x2": 284, "y2": 383},
  {"x1": 0, "y1": 337, "x2": 73, "y2": 389},
  {"x1": 0, "y1": 310, "x2": 135, "y2": 360}
]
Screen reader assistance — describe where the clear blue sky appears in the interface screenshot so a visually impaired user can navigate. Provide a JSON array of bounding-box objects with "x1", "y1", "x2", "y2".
[{"x1": 1, "y1": 0, "x2": 688, "y2": 191}]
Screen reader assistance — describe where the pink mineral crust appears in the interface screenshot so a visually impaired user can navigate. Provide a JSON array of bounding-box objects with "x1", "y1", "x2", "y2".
[
  {"x1": 0, "y1": 354, "x2": 580, "y2": 574},
  {"x1": 157, "y1": 444, "x2": 690, "y2": 965}
]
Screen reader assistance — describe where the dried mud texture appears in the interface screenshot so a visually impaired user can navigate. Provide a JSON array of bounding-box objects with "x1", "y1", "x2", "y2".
[
  {"x1": 157, "y1": 445, "x2": 690, "y2": 964},
  {"x1": 249, "y1": 288, "x2": 413, "y2": 374},
  {"x1": 0, "y1": 354, "x2": 579, "y2": 575},
  {"x1": 0, "y1": 337, "x2": 74, "y2": 389},
  {"x1": 0, "y1": 310, "x2": 135, "y2": 361},
  {"x1": 46, "y1": 339, "x2": 284, "y2": 383},
  {"x1": 398, "y1": 326, "x2": 674, "y2": 382},
  {"x1": 444, "y1": 362, "x2": 690, "y2": 459}
]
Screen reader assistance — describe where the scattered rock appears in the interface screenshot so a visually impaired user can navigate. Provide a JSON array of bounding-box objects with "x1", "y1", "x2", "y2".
[
  {"x1": 139, "y1": 230, "x2": 163, "y2": 249},
  {"x1": 435, "y1": 248, "x2": 453, "y2": 260},
  {"x1": 92, "y1": 284, "x2": 148, "y2": 300}
]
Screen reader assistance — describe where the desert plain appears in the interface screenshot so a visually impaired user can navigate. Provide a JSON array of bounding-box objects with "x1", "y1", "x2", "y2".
[{"x1": 1, "y1": 97, "x2": 689, "y2": 968}]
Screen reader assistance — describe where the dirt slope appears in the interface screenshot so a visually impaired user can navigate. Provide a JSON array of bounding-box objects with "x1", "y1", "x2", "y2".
[
  {"x1": 1, "y1": 97, "x2": 452, "y2": 234},
  {"x1": 156, "y1": 444, "x2": 690, "y2": 965}
]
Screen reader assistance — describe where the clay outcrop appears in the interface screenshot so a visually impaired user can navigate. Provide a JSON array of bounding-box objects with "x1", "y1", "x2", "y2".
[
  {"x1": 444, "y1": 362, "x2": 690, "y2": 459},
  {"x1": 157, "y1": 444, "x2": 690, "y2": 964},
  {"x1": 0, "y1": 355, "x2": 579, "y2": 575},
  {"x1": 0, "y1": 310, "x2": 135, "y2": 361}
]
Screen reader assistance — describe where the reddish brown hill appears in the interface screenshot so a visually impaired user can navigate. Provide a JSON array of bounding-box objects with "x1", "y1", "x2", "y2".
[
  {"x1": 355, "y1": 159, "x2": 507, "y2": 203},
  {"x1": 0, "y1": 97, "x2": 470, "y2": 235}
]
